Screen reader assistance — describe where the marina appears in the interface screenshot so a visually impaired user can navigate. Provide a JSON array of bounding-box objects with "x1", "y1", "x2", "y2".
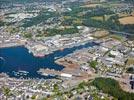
[
  {"x1": 0, "y1": 42, "x2": 96, "y2": 79},
  {"x1": 0, "y1": 0, "x2": 134, "y2": 99}
]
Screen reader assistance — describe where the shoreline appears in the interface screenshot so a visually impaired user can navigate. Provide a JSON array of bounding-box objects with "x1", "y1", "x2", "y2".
[
  {"x1": 0, "y1": 40, "x2": 95, "y2": 56},
  {"x1": 0, "y1": 42, "x2": 25, "y2": 49}
]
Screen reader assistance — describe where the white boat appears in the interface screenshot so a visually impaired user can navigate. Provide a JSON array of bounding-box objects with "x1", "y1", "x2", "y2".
[
  {"x1": 13, "y1": 70, "x2": 29, "y2": 76},
  {"x1": 37, "y1": 71, "x2": 48, "y2": 76},
  {"x1": 18, "y1": 70, "x2": 29, "y2": 74},
  {"x1": 42, "y1": 73, "x2": 49, "y2": 76},
  {"x1": 54, "y1": 56, "x2": 62, "y2": 60}
]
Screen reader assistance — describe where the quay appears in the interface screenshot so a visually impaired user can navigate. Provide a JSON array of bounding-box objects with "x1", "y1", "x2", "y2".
[
  {"x1": 26, "y1": 40, "x2": 94, "y2": 57},
  {"x1": 38, "y1": 57, "x2": 92, "y2": 79},
  {"x1": 0, "y1": 42, "x2": 23, "y2": 48},
  {"x1": 0, "y1": 40, "x2": 26, "y2": 48}
]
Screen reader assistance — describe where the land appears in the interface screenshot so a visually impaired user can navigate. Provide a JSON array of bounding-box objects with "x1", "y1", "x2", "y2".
[
  {"x1": 119, "y1": 16, "x2": 134, "y2": 25},
  {"x1": 0, "y1": 0, "x2": 134, "y2": 100}
]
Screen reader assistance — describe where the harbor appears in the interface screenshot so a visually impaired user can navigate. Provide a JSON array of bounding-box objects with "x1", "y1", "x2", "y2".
[{"x1": 0, "y1": 41, "x2": 95, "y2": 79}]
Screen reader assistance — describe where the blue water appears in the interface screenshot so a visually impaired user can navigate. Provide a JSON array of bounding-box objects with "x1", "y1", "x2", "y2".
[{"x1": 0, "y1": 42, "x2": 96, "y2": 79}]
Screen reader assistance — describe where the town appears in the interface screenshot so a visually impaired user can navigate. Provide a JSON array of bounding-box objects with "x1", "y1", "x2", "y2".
[{"x1": 0, "y1": 0, "x2": 134, "y2": 100}]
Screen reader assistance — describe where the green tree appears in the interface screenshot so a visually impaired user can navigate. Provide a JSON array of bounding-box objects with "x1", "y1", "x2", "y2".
[
  {"x1": 88, "y1": 60, "x2": 98, "y2": 69},
  {"x1": 92, "y1": 77, "x2": 134, "y2": 100},
  {"x1": 31, "y1": 95, "x2": 36, "y2": 99},
  {"x1": 2, "y1": 87, "x2": 11, "y2": 100}
]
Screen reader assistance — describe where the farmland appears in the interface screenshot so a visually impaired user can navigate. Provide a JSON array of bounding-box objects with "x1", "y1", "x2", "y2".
[{"x1": 119, "y1": 16, "x2": 134, "y2": 25}]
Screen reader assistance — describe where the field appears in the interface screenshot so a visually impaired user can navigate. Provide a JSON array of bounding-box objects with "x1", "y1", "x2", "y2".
[
  {"x1": 110, "y1": 34, "x2": 123, "y2": 41},
  {"x1": 119, "y1": 16, "x2": 134, "y2": 25},
  {"x1": 91, "y1": 16, "x2": 104, "y2": 21},
  {"x1": 126, "y1": 57, "x2": 134, "y2": 66},
  {"x1": 92, "y1": 30, "x2": 109, "y2": 38},
  {"x1": 91, "y1": 14, "x2": 115, "y2": 21},
  {"x1": 81, "y1": 4, "x2": 101, "y2": 8}
]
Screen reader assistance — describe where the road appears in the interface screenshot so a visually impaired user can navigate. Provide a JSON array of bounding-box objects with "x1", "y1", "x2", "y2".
[{"x1": 110, "y1": 30, "x2": 134, "y2": 36}]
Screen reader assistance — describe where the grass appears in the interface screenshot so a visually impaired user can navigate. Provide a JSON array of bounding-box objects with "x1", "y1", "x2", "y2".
[
  {"x1": 91, "y1": 16, "x2": 104, "y2": 21},
  {"x1": 91, "y1": 14, "x2": 115, "y2": 21},
  {"x1": 126, "y1": 57, "x2": 134, "y2": 66},
  {"x1": 88, "y1": 60, "x2": 98, "y2": 69},
  {"x1": 110, "y1": 34, "x2": 123, "y2": 41}
]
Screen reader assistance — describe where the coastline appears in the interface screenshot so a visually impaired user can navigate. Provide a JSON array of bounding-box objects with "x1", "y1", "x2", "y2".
[
  {"x1": 0, "y1": 39, "x2": 95, "y2": 57},
  {"x1": 0, "y1": 41, "x2": 26, "y2": 49}
]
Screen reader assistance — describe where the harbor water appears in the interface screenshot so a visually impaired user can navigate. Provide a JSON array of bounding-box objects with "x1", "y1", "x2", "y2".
[{"x1": 0, "y1": 42, "x2": 96, "y2": 79}]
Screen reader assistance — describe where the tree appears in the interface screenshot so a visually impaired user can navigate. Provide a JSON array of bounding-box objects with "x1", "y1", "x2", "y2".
[
  {"x1": 88, "y1": 60, "x2": 98, "y2": 69},
  {"x1": 31, "y1": 95, "x2": 36, "y2": 99},
  {"x1": 23, "y1": 33, "x2": 32, "y2": 38},
  {"x1": 92, "y1": 77, "x2": 134, "y2": 100},
  {"x1": 2, "y1": 87, "x2": 11, "y2": 100}
]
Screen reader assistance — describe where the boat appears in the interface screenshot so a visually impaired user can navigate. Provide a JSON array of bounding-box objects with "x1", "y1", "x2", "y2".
[
  {"x1": 18, "y1": 70, "x2": 29, "y2": 74},
  {"x1": 37, "y1": 69, "x2": 48, "y2": 76},
  {"x1": 54, "y1": 56, "x2": 62, "y2": 60},
  {"x1": 12, "y1": 70, "x2": 29, "y2": 76},
  {"x1": 42, "y1": 73, "x2": 49, "y2": 76},
  {"x1": 12, "y1": 71, "x2": 21, "y2": 76},
  {"x1": 37, "y1": 71, "x2": 48, "y2": 76},
  {"x1": 49, "y1": 74, "x2": 56, "y2": 77}
]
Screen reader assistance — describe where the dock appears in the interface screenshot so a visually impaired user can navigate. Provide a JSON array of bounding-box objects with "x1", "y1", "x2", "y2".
[{"x1": 37, "y1": 57, "x2": 91, "y2": 79}]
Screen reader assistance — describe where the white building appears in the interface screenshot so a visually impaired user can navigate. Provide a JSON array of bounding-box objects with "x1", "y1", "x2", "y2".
[{"x1": 60, "y1": 73, "x2": 72, "y2": 78}]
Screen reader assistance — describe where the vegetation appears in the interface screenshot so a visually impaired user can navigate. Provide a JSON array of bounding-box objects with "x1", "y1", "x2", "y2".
[
  {"x1": 2, "y1": 0, "x2": 134, "y2": 38},
  {"x1": 0, "y1": 20, "x2": 5, "y2": 26},
  {"x1": 31, "y1": 95, "x2": 36, "y2": 99},
  {"x1": 0, "y1": 20, "x2": 13, "y2": 27},
  {"x1": 23, "y1": 33, "x2": 32, "y2": 38},
  {"x1": 83, "y1": 14, "x2": 122, "y2": 31},
  {"x1": 126, "y1": 67, "x2": 134, "y2": 74},
  {"x1": 122, "y1": 24, "x2": 134, "y2": 34},
  {"x1": 108, "y1": 53, "x2": 115, "y2": 58},
  {"x1": 46, "y1": 27, "x2": 78, "y2": 36},
  {"x1": 6, "y1": 27, "x2": 19, "y2": 34},
  {"x1": 110, "y1": 35, "x2": 123, "y2": 41},
  {"x1": 77, "y1": 81, "x2": 87, "y2": 90},
  {"x1": 88, "y1": 60, "x2": 98, "y2": 69},
  {"x1": 2, "y1": 86, "x2": 11, "y2": 99},
  {"x1": 125, "y1": 58, "x2": 134, "y2": 66},
  {"x1": 19, "y1": 2, "x2": 134, "y2": 36},
  {"x1": 92, "y1": 77, "x2": 134, "y2": 100},
  {"x1": 22, "y1": 11, "x2": 58, "y2": 28}
]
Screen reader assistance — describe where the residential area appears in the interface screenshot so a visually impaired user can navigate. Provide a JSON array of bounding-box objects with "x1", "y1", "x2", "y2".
[{"x1": 0, "y1": 0, "x2": 134, "y2": 100}]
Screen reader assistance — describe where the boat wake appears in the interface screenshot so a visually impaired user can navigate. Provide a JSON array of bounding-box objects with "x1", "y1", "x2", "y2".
[{"x1": 0, "y1": 57, "x2": 5, "y2": 67}]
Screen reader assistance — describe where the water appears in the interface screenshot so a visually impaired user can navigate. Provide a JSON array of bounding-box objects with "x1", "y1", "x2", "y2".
[{"x1": 0, "y1": 42, "x2": 96, "y2": 79}]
